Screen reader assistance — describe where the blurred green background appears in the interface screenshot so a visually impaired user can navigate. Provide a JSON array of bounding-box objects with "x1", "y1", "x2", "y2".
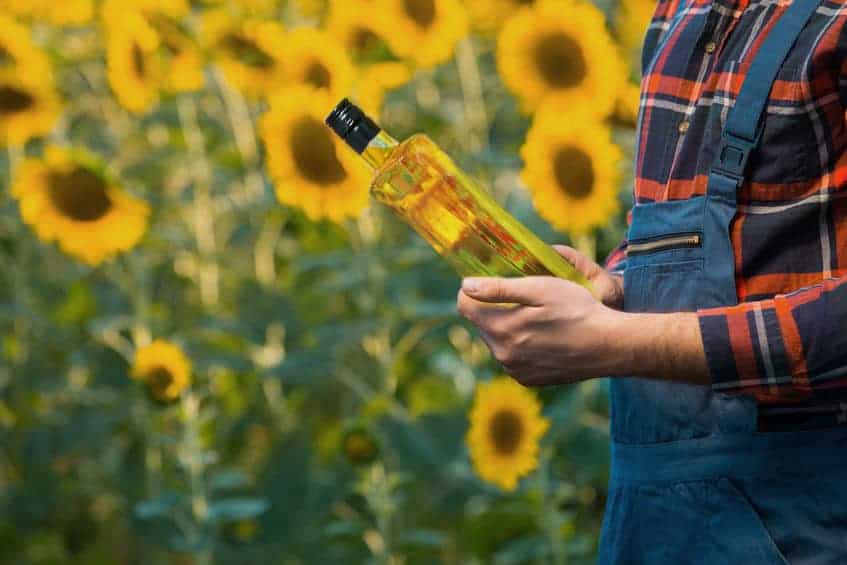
[{"x1": 0, "y1": 0, "x2": 651, "y2": 562}]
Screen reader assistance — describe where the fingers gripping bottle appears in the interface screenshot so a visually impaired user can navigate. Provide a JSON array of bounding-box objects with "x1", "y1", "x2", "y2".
[{"x1": 325, "y1": 99, "x2": 590, "y2": 287}]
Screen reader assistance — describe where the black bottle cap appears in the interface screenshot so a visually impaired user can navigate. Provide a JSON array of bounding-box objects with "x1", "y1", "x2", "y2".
[{"x1": 325, "y1": 98, "x2": 380, "y2": 153}]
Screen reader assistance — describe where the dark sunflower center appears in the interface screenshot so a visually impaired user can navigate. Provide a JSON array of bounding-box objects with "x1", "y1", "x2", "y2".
[
  {"x1": 0, "y1": 85, "x2": 35, "y2": 114},
  {"x1": 132, "y1": 43, "x2": 146, "y2": 78},
  {"x1": 351, "y1": 28, "x2": 381, "y2": 54},
  {"x1": 46, "y1": 167, "x2": 113, "y2": 222},
  {"x1": 304, "y1": 61, "x2": 331, "y2": 89},
  {"x1": 533, "y1": 32, "x2": 587, "y2": 88},
  {"x1": 221, "y1": 33, "x2": 274, "y2": 68},
  {"x1": 0, "y1": 44, "x2": 12, "y2": 64},
  {"x1": 344, "y1": 432, "x2": 377, "y2": 462},
  {"x1": 290, "y1": 116, "x2": 348, "y2": 185},
  {"x1": 552, "y1": 145, "x2": 595, "y2": 200},
  {"x1": 490, "y1": 409, "x2": 524, "y2": 455},
  {"x1": 404, "y1": 0, "x2": 436, "y2": 28},
  {"x1": 146, "y1": 366, "x2": 175, "y2": 394},
  {"x1": 150, "y1": 14, "x2": 186, "y2": 55}
]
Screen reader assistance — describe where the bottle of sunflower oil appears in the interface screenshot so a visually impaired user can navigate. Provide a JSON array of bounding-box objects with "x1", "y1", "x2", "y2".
[{"x1": 325, "y1": 99, "x2": 590, "y2": 286}]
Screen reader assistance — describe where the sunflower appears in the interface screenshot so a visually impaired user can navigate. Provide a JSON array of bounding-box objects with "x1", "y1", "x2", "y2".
[
  {"x1": 520, "y1": 107, "x2": 621, "y2": 234},
  {"x1": 145, "y1": 12, "x2": 205, "y2": 93},
  {"x1": 201, "y1": 9, "x2": 286, "y2": 97},
  {"x1": 497, "y1": 0, "x2": 625, "y2": 115},
  {"x1": 615, "y1": 0, "x2": 656, "y2": 57},
  {"x1": 0, "y1": 70, "x2": 60, "y2": 146},
  {"x1": 128, "y1": 0, "x2": 191, "y2": 19},
  {"x1": 612, "y1": 81, "x2": 641, "y2": 127},
  {"x1": 11, "y1": 146, "x2": 150, "y2": 265},
  {"x1": 282, "y1": 28, "x2": 355, "y2": 103},
  {"x1": 379, "y1": 0, "x2": 469, "y2": 69},
  {"x1": 0, "y1": 0, "x2": 95, "y2": 25},
  {"x1": 198, "y1": 0, "x2": 278, "y2": 17},
  {"x1": 104, "y1": 9, "x2": 163, "y2": 113},
  {"x1": 131, "y1": 340, "x2": 192, "y2": 403},
  {"x1": 260, "y1": 86, "x2": 371, "y2": 222},
  {"x1": 353, "y1": 62, "x2": 412, "y2": 117},
  {"x1": 0, "y1": 12, "x2": 52, "y2": 78},
  {"x1": 342, "y1": 424, "x2": 380, "y2": 465},
  {"x1": 326, "y1": 0, "x2": 393, "y2": 64},
  {"x1": 466, "y1": 377, "x2": 550, "y2": 491},
  {"x1": 465, "y1": 0, "x2": 537, "y2": 34}
]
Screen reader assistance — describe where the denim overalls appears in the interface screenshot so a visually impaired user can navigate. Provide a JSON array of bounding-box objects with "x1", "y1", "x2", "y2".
[{"x1": 598, "y1": 2, "x2": 847, "y2": 563}]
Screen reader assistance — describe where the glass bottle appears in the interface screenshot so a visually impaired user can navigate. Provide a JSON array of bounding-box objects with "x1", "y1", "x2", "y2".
[{"x1": 325, "y1": 99, "x2": 589, "y2": 287}]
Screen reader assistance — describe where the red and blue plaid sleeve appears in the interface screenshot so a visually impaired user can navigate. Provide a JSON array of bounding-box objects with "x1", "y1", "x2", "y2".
[
  {"x1": 697, "y1": 276, "x2": 847, "y2": 403},
  {"x1": 604, "y1": 241, "x2": 627, "y2": 275}
]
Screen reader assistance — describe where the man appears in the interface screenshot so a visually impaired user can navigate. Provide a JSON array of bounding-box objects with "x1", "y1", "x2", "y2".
[{"x1": 457, "y1": 0, "x2": 847, "y2": 563}]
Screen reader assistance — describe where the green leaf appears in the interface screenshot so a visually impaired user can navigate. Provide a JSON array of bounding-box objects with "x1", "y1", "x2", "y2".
[
  {"x1": 397, "y1": 529, "x2": 447, "y2": 549},
  {"x1": 208, "y1": 497, "x2": 270, "y2": 523},
  {"x1": 210, "y1": 469, "x2": 251, "y2": 492},
  {"x1": 135, "y1": 492, "x2": 180, "y2": 520}
]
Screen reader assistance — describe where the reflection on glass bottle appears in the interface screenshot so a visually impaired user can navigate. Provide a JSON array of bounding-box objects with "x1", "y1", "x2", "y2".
[{"x1": 326, "y1": 99, "x2": 589, "y2": 287}]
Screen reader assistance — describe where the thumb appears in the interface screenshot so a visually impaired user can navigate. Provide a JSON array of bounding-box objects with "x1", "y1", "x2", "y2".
[{"x1": 461, "y1": 277, "x2": 548, "y2": 306}]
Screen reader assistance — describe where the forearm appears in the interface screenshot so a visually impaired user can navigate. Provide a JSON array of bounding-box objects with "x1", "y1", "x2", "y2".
[{"x1": 605, "y1": 311, "x2": 709, "y2": 384}]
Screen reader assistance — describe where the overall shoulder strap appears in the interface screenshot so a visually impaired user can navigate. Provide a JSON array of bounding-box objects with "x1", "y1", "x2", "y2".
[{"x1": 708, "y1": 0, "x2": 821, "y2": 202}]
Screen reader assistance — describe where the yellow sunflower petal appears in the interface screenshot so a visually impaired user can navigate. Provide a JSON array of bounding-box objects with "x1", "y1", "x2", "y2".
[
  {"x1": 615, "y1": 0, "x2": 656, "y2": 56},
  {"x1": 201, "y1": 9, "x2": 287, "y2": 98},
  {"x1": 326, "y1": 0, "x2": 394, "y2": 64},
  {"x1": 103, "y1": 5, "x2": 163, "y2": 113},
  {"x1": 0, "y1": 12, "x2": 53, "y2": 81},
  {"x1": 353, "y1": 61, "x2": 412, "y2": 118},
  {"x1": 11, "y1": 146, "x2": 150, "y2": 265},
  {"x1": 378, "y1": 0, "x2": 469, "y2": 69},
  {"x1": 260, "y1": 86, "x2": 371, "y2": 223},
  {"x1": 465, "y1": 0, "x2": 534, "y2": 35},
  {"x1": 1, "y1": 0, "x2": 95, "y2": 25},
  {"x1": 497, "y1": 0, "x2": 626, "y2": 115},
  {"x1": 0, "y1": 69, "x2": 60, "y2": 146},
  {"x1": 282, "y1": 28, "x2": 355, "y2": 103},
  {"x1": 466, "y1": 377, "x2": 550, "y2": 491},
  {"x1": 132, "y1": 339, "x2": 192, "y2": 403},
  {"x1": 520, "y1": 106, "x2": 622, "y2": 235}
]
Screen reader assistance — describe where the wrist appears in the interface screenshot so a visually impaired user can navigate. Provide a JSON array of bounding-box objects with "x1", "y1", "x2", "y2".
[{"x1": 604, "y1": 311, "x2": 710, "y2": 384}]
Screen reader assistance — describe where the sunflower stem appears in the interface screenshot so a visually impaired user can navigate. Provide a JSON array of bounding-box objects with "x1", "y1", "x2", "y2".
[
  {"x1": 176, "y1": 94, "x2": 220, "y2": 308},
  {"x1": 572, "y1": 232, "x2": 596, "y2": 261},
  {"x1": 455, "y1": 37, "x2": 489, "y2": 155},
  {"x1": 6, "y1": 144, "x2": 22, "y2": 185},
  {"x1": 211, "y1": 68, "x2": 266, "y2": 205},
  {"x1": 254, "y1": 213, "x2": 284, "y2": 286},
  {"x1": 180, "y1": 390, "x2": 213, "y2": 563},
  {"x1": 537, "y1": 445, "x2": 568, "y2": 565},
  {"x1": 359, "y1": 462, "x2": 398, "y2": 565}
]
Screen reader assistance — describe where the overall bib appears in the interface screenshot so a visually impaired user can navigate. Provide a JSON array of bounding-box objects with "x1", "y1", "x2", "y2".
[{"x1": 598, "y1": 2, "x2": 847, "y2": 563}]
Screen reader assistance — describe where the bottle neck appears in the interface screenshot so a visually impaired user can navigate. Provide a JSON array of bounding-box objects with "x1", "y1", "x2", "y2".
[{"x1": 360, "y1": 129, "x2": 399, "y2": 170}]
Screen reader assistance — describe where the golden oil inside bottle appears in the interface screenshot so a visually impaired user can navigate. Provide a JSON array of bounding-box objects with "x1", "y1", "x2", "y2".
[{"x1": 326, "y1": 99, "x2": 589, "y2": 287}]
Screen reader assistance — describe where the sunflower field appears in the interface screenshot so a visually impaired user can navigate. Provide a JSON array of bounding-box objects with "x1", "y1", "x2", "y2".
[{"x1": 0, "y1": 0, "x2": 652, "y2": 562}]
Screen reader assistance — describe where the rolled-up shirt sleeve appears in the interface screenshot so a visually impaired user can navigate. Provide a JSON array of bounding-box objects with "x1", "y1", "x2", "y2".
[{"x1": 697, "y1": 276, "x2": 847, "y2": 403}]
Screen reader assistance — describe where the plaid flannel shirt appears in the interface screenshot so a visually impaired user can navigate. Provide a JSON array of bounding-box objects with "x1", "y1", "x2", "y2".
[{"x1": 607, "y1": 0, "x2": 847, "y2": 427}]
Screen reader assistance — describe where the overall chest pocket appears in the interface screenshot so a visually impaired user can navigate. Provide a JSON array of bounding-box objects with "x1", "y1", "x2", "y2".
[{"x1": 624, "y1": 197, "x2": 707, "y2": 314}]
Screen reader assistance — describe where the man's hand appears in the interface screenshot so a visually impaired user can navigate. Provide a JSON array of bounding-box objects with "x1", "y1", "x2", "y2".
[
  {"x1": 457, "y1": 275, "x2": 620, "y2": 385},
  {"x1": 552, "y1": 245, "x2": 623, "y2": 310},
  {"x1": 455, "y1": 245, "x2": 710, "y2": 387}
]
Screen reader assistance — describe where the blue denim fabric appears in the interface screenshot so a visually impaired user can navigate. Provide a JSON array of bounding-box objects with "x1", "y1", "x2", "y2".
[{"x1": 597, "y1": 1, "x2": 847, "y2": 562}]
